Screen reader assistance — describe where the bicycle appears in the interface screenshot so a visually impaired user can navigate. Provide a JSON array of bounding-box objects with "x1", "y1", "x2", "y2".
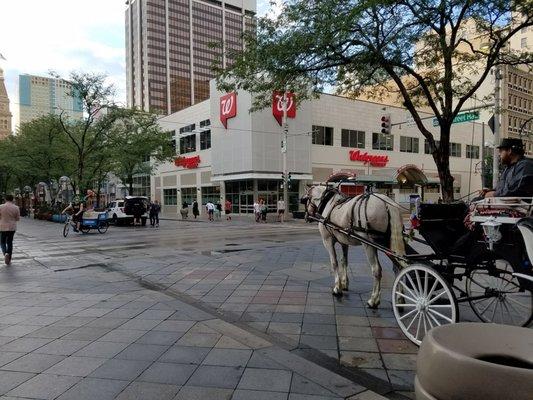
[{"x1": 62, "y1": 214, "x2": 85, "y2": 237}]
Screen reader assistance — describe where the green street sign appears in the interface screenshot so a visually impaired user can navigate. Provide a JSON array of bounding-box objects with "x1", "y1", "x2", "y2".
[{"x1": 432, "y1": 111, "x2": 480, "y2": 126}]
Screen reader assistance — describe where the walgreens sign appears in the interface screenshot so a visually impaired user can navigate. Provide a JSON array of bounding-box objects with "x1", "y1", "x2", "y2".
[
  {"x1": 220, "y1": 92, "x2": 237, "y2": 129},
  {"x1": 272, "y1": 91, "x2": 296, "y2": 126},
  {"x1": 349, "y1": 150, "x2": 389, "y2": 167}
]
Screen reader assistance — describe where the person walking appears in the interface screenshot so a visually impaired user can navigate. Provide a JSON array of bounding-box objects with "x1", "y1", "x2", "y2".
[
  {"x1": 205, "y1": 201, "x2": 215, "y2": 221},
  {"x1": 277, "y1": 197, "x2": 286, "y2": 223},
  {"x1": 149, "y1": 200, "x2": 161, "y2": 227},
  {"x1": 225, "y1": 199, "x2": 232, "y2": 221},
  {"x1": 215, "y1": 201, "x2": 222, "y2": 220},
  {"x1": 260, "y1": 199, "x2": 268, "y2": 223},
  {"x1": 0, "y1": 195, "x2": 20, "y2": 265},
  {"x1": 192, "y1": 200, "x2": 199, "y2": 219},
  {"x1": 253, "y1": 199, "x2": 261, "y2": 223}
]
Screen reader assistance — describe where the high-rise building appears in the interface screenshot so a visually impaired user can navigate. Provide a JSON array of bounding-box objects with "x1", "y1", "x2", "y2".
[
  {"x1": 17, "y1": 74, "x2": 83, "y2": 127},
  {"x1": 125, "y1": 0, "x2": 256, "y2": 114},
  {"x1": 0, "y1": 68, "x2": 12, "y2": 139}
]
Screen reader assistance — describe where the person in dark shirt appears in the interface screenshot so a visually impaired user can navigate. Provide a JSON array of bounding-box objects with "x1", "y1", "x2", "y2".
[{"x1": 483, "y1": 138, "x2": 532, "y2": 198}]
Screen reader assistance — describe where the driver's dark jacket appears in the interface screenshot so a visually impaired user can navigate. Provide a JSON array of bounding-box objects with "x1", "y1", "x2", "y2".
[{"x1": 494, "y1": 157, "x2": 533, "y2": 197}]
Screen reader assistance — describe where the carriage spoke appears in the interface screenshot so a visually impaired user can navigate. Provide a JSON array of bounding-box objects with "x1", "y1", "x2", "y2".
[
  {"x1": 424, "y1": 313, "x2": 434, "y2": 329},
  {"x1": 427, "y1": 310, "x2": 441, "y2": 327},
  {"x1": 415, "y1": 270, "x2": 423, "y2": 297},
  {"x1": 428, "y1": 308, "x2": 453, "y2": 323},
  {"x1": 405, "y1": 273, "x2": 420, "y2": 296},
  {"x1": 399, "y1": 280, "x2": 419, "y2": 300},
  {"x1": 428, "y1": 289, "x2": 447, "y2": 305},
  {"x1": 427, "y1": 304, "x2": 453, "y2": 308},
  {"x1": 405, "y1": 311, "x2": 420, "y2": 331},
  {"x1": 422, "y1": 311, "x2": 428, "y2": 335},
  {"x1": 499, "y1": 299, "x2": 505, "y2": 324},
  {"x1": 399, "y1": 307, "x2": 418, "y2": 321},
  {"x1": 490, "y1": 298, "x2": 499, "y2": 322},
  {"x1": 415, "y1": 312, "x2": 423, "y2": 340},
  {"x1": 478, "y1": 297, "x2": 497, "y2": 316},
  {"x1": 501, "y1": 300, "x2": 515, "y2": 325},
  {"x1": 426, "y1": 278, "x2": 439, "y2": 301},
  {"x1": 395, "y1": 303, "x2": 417, "y2": 307},
  {"x1": 396, "y1": 290, "x2": 417, "y2": 304},
  {"x1": 423, "y1": 271, "x2": 428, "y2": 297},
  {"x1": 507, "y1": 296, "x2": 530, "y2": 310}
]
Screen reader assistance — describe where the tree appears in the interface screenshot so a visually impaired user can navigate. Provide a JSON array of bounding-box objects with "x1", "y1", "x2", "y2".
[
  {"x1": 216, "y1": 0, "x2": 533, "y2": 201},
  {"x1": 54, "y1": 71, "x2": 117, "y2": 194},
  {"x1": 107, "y1": 109, "x2": 175, "y2": 195}
]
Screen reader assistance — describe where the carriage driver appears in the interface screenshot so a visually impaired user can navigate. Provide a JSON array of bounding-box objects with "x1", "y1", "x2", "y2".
[{"x1": 481, "y1": 138, "x2": 533, "y2": 199}]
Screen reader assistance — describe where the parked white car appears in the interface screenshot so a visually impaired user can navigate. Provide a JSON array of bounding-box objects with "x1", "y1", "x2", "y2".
[{"x1": 107, "y1": 196, "x2": 149, "y2": 226}]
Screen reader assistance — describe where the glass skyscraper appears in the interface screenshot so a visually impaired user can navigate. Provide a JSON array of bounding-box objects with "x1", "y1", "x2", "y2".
[{"x1": 125, "y1": 0, "x2": 256, "y2": 114}]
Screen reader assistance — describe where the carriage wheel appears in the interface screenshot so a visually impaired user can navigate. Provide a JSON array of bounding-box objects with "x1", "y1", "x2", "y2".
[
  {"x1": 392, "y1": 264, "x2": 458, "y2": 346},
  {"x1": 98, "y1": 222, "x2": 109, "y2": 234},
  {"x1": 466, "y1": 259, "x2": 533, "y2": 327}
]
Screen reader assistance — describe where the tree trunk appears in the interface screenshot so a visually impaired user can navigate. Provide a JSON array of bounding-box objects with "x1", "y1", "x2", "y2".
[
  {"x1": 434, "y1": 124, "x2": 455, "y2": 202},
  {"x1": 128, "y1": 175, "x2": 133, "y2": 196}
]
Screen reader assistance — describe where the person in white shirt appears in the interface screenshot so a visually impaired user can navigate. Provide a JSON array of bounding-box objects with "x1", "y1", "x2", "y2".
[
  {"x1": 277, "y1": 198, "x2": 286, "y2": 223},
  {"x1": 205, "y1": 202, "x2": 215, "y2": 221},
  {"x1": 253, "y1": 200, "x2": 261, "y2": 223}
]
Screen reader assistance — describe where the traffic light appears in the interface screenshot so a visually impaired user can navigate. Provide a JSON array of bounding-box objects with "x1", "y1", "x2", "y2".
[
  {"x1": 381, "y1": 114, "x2": 391, "y2": 134},
  {"x1": 287, "y1": 173, "x2": 292, "y2": 188}
]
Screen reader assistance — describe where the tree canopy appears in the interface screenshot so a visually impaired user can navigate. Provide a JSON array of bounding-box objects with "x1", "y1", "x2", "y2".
[{"x1": 217, "y1": 0, "x2": 533, "y2": 200}]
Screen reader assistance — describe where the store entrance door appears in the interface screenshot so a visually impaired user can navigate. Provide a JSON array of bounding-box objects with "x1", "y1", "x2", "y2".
[
  {"x1": 257, "y1": 192, "x2": 278, "y2": 213},
  {"x1": 239, "y1": 193, "x2": 254, "y2": 214}
]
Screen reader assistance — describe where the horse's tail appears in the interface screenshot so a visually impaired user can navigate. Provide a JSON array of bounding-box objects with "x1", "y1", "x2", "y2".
[{"x1": 386, "y1": 202, "x2": 407, "y2": 269}]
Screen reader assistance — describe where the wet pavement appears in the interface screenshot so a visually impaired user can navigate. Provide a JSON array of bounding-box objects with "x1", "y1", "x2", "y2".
[{"x1": 0, "y1": 216, "x2": 440, "y2": 398}]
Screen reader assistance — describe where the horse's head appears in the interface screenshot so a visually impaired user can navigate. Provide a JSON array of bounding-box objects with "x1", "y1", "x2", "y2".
[{"x1": 300, "y1": 185, "x2": 327, "y2": 220}]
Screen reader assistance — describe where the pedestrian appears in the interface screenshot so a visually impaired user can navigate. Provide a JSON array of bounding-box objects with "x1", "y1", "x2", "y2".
[
  {"x1": 0, "y1": 195, "x2": 20, "y2": 265},
  {"x1": 149, "y1": 200, "x2": 161, "y2": 227},
  {"x1": 180, "y1": 201, "x2": 189, "y2": 220},
  {"x1": 225, "y1": 199, "x2": 232, "y2": 221},
  {"x1": 192, "y1": 200, "x2": 199, "y2": 219},
  {"x1": 253, "y1": 199, "x2": 261, "y2": 223},
  {"x1": 277, "y1": 197, "x2": 286, "y2": 223},
  {"x1": 260, "y1": 199, "x2": 268, "y2": 223},
  {"x1": 215, "y1": 201, "x2": 222, "y2": 220},
  {"x1": 205, "y1": 201, "x2": 215, "y2": 221}
]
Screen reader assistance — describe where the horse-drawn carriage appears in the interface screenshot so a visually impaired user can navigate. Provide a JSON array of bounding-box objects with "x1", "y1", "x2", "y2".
[{"x1": 303, "y1": 185, "x2": 533, "y2": 346}]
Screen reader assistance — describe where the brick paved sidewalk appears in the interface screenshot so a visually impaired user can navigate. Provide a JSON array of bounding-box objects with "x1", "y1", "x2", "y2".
[{"x1": 0, "y1": 237, "x2": 389, "y2": 400}]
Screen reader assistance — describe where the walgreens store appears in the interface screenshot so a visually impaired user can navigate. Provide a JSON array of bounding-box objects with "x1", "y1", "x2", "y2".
[{"x1": 153, "y1": 80, "x2": 484, "y2": 216}]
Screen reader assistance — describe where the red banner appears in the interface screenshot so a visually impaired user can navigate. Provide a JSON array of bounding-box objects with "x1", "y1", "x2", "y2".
[
  {"x1": 220, "y1": 92, "x2": 237, "y2": 129},
  {"x1": 349, "y1": 150, "x2": 389, "y2": 167},
  {"x1": 272, "y1": 91, "x2": 296, "y2": 126},
  {"x1": 175, "y1": 155, "x2": 201, "y2": 169}
]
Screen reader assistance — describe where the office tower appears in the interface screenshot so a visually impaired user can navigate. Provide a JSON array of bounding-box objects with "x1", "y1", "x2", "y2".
[
  {"x1": 0, "y1": 68, "x2": 12, "y2": 139},
  {"x1": 125, "y1": 0, "x2": 256, "y2": 114},
  {"x1": 17, "y1": 74, "x2": 83, "y2": 127}
]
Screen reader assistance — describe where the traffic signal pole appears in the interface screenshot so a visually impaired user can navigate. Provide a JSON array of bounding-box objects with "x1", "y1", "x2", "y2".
[
  {"x1": 492, "y1": 65, "x2": 501, "y2": 188},
  {"x1": 282, "y1": 91, "x2": 289, "y2": 219}
]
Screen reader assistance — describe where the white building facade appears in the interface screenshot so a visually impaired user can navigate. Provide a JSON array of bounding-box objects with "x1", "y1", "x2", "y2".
[{"x1": 153, "y1": 81, "x2": 484, "y2": 216}]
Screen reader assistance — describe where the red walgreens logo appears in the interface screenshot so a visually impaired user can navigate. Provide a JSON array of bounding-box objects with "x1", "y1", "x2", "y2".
[
  {"x1": 349, "y1": 150, "x2": 389, "y2": 167},
  {"x1": 272, "y1": 91, "x2": 296, "y2": 126},
  {"x1": 220, "y1": 92, "x2": 237, "y2": 129},
  {"x1": 175, "y1": 155, "x2": 201, "y2": 169}
]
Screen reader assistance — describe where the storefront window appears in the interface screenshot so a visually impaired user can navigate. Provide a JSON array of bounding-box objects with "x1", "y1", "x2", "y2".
[
  {"x1": 181, "y1": 187, "x2": 197, "y2": 206},
  {"x1": 372, "y1": 132, "x2": 394, "y2": 151},
  {"x1": 179, "y1": 123, "x2": 196, "y2": 134},
  {"x1": 180, "y1": 135, "x2": 196, "y2": 154},
  {"x1": 131, "y1": 175, "x2": 150, "y2": 197},
  {"x1": 400, "y1": 136, "x2": 419, "y2": 153},
  {"x1": 201, "y1": 186, "x2": 221, "y2": 205},
  {"x1": 341, "y1": 129, "x2": 365, "y2": 148},
  {"x1": 424, "y1": 139, "x2": 440, "y2": 154},
  {"x1": 163, "y1": 188, "x2": 177, "y2": 205},
  {"x1": 312, "y1": 125, "x2": 333, "y2": 146},
  {"x1": 466, "y1": 145, "x2": 479, "y2": 159}
]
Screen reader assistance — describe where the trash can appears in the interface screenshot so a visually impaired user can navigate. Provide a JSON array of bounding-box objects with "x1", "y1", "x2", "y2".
[{"x1": 415, "y1": 323, "x2": 533, "y2": 400}]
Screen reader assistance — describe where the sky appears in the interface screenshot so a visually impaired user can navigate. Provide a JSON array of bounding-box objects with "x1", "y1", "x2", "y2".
[{"x1": 0, "y1": 0, "x2": 275, "y2": 126}]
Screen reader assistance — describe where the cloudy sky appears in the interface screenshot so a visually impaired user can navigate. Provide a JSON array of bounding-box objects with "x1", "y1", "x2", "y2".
[{"x1": 0, "y1": 0, "x2": 274, "y2": 124}]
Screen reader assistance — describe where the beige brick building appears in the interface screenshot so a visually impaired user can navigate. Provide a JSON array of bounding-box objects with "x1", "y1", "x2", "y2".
[{"x1": 0, "y1": 68, "x2": 12, "y2": 139}]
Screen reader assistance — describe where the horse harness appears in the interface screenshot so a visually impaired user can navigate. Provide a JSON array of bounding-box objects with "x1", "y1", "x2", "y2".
[{"x1": 314, "y1": 188, "x2": 391, "y2": 239}]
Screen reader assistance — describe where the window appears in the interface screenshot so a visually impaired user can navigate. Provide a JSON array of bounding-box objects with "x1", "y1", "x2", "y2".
[
  {"x1": 400, "y1": 136, "x2": 419, "y2": 153},
  {"x1": 466, "y1": 145, "x2": 480, "y2": 159},
  {"x1": 179, "y1": 134, "x2": 196, "y2": 154},
  {"x1": 167, "y1": 131, "x2": 176, "y2": 153},
  {"x1": 341, "y1": 129, "x2": 365, "y2": 148},
  {"x1": 199, "y1": 119, "x2": 210, "y2": 128},
  {"x1": 521, "y1": 37, "x2": 528, "y2": 49},
  {"x1": 424, "y1": 139, "x2": 440, "y2": 154},
  {"x1": 450, "y1": 142, "x2": 461, "y2": 157},
  {"x1": 163, "y1": 189, "x2": 177, "y2": 205},
  {"x1": 372, "y1": 132, "x2": 393, "y2": 151},
  {"x1": 201, "y1": 186, "x2": 221, "y2": 205},
  {"x1": 179, "y1": 123, "x2": 196, "y2": 134},
  {"x1": 181, "y1": 187, "x2": 197, "y2": 205},
  {"x1": 312, "y1": 125, "x2": 333, "y2": 146},
  {"x1": 200, "y1": 130, "x2": 211, "y2": 150}
]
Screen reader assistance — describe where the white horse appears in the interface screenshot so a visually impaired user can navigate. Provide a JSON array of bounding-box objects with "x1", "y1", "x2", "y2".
[{"x1": 302, "y1": 185, "x2": 406, "y2": 308}]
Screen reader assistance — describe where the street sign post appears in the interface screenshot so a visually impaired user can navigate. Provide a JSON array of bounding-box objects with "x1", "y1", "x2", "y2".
[{"x1": 432, "y1": 111, "x2": 480, "y2": 127}]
